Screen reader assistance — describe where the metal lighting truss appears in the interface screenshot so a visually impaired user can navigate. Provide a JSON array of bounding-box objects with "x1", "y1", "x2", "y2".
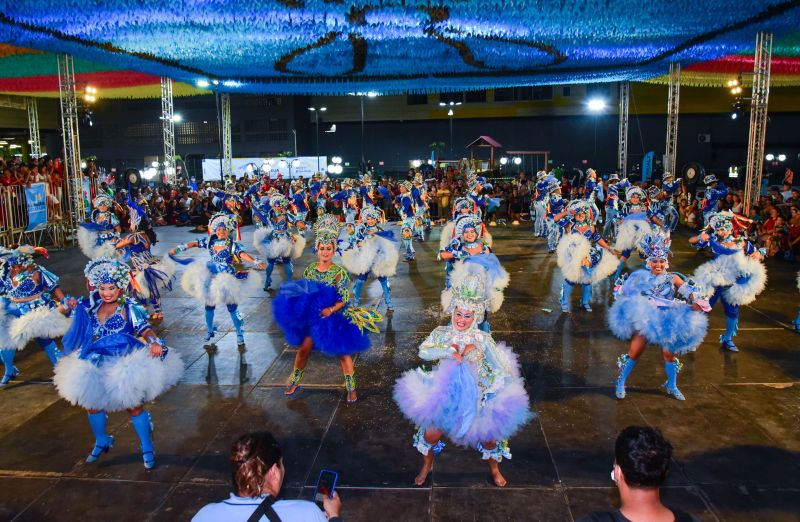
[
  {"x1": 221, "y1": 93, "x2": 233, "y2": 177},
  {"x1": 664, "y1": 62, "x2": 681, "y2": 176},
  {"x1": 57, "y1": 53, "x2": 84, "y2": 227},
  {"x1": 26, "y1": 97, "x2": 41, "y2": 160},
  {"x1": 743, "y1": 32, "x2": 772, "y2": 215},
  {"x1": 617, "y1": 81, "x2": 629, "y2": 177},
  {"x1": 161, "y1": 77, "x2": 177, "y2": 184}
]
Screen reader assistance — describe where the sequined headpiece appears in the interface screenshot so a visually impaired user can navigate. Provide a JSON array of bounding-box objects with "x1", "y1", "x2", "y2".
[
  {"x1": 453, "y1": 197, "x2": 473, "y2": 214},
  {"x1": 454, "y1": 215, "x2": 482, "y2": 239},
  {"x1": 6, "y1": 245, "x2": 48, "y2": 266},
  {"x1": 413, "y1": 172, "x2": 424, "y2": 186},
  {"x1": 608, "y1": 172, "x2": 620, "y2": 182},
  {"x1": 399, "y1": 180, "x2": 412, "y2": 192},
  {"x1": 626, "y1": 186, "x2": 646, "y2": 201},
  {"x1": 586, "y1": 168, "x2": 597, "y2": 179},
  {"x1": 291, "y1": 178, "x2": 304, "y2": 189},
  {"x1": 568, "y1": 200, "x2": 593, "y2": 223},
  {"x1": 647, "y1": 185, "x2": 661, "y2": 199},
  {"x1": 269, "y1": 194, "x2": 290, "y2": 211},
  {"x1": 536, "y1": 170, "x2": 548, "y2": 181},
  {"x1": 84, "y1": 257, "x2": 130, "y2": 289},
  {"x1": 93, "y1": 194, "x2": 113, "y2": 209},
  {"x1": 662, "y1": 171, "x2": 674, "y2": 181},
  {"x1": 341, "y1": 178, "x2": 353, "y2": 189},
  {"x1": 208, "y1": 212, "x2": 235, "y2": 234},
  {"x1": 708, "y1": 210, "x2": 735, "y2": 231},
  {"x1": 640, "y1": 234, "x2": 672, "y2": 261},
  {"x1": 546, "y1": 179, "x2": 561, "y2": 194},
  {"x1": 313, "y1": 214, "x2": 341, "y2": 245},
  {"x1": 703, "y1": 174, "x2": 718, "y2": 185},
  {"x1": 360, "y1": 205, "x2": 383, "y2": 222},
  {"x1": 360, "y1": 173, "x2": 373, "y2": 186},
  {"x1": 449, "y1": 273, "x2": 487, "y2": 319}
]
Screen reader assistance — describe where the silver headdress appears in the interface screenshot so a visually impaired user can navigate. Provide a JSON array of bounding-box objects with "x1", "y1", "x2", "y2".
[
  {"x1": 448, "y1": 273, "x2": 487, "y2": 319},
  {"x1": 625, "y1": 186, "x2": 646, "y2": 201},
  {"x1": 313, "y1": 214, "x2": 341, "y2": 245},
  {"x1": 84, "y1": 257, "x2": 130, "y2": 289},
  {"x1": 208, "y1": 212, "x2": 235, "y2": 234}
]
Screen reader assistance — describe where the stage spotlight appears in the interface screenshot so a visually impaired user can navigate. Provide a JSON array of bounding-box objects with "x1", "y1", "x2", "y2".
[
  {"x1": 778, "y1": 154, "x2": 787, "y2": 162},
  {"x1": 171, "y1": 114, "x2": 183, "y2": 123},
  {"x1": 513, "y1": 157, "x2": 522, "y2": 165},
  {"x1": 196, "y1": 79, "x2": 210, "y2": 88},
  {"x1": 587, "y1": 98, "x2": 606, "y2": 112},
  {"x1": 500, "y1": 157, "x2": 508, "y2": 165},
  {"x1": 731, "y1": 112, "x2": 737, "y2": 120},
  {"x1": 412, "y1": 159, "x2": 422, "y2": 168},
  {"x1": 366, "y1": 91, "x2": 378, "y2": 98},
  {"x1": 765, "y1": 154, "x2": 775, "y2": 161}
]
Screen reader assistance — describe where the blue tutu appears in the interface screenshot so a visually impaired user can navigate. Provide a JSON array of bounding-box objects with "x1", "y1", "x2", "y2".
[{"x1": 273, "y1": 279, "x2": 371, "y2": 356}]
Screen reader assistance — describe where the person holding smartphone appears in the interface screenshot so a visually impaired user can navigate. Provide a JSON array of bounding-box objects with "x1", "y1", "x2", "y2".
[{"x1": 193, "y1": 431, "x2": 342, "y2": 522}]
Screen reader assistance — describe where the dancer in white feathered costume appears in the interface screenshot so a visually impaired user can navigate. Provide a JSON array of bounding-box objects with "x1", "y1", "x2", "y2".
[
  {"x1": 612, "y1": 186, "x2": 663, "y2": 280},
  {"x1": 439, "y1": 214, "x2": 493, "y2": 289},
  {"x1": 689, "y1": 211, "x2": 766, "y2": 352},
  {"x1": 77, "y1": 193, "x2": 122, "y2": 259},
  {"x1": 394, "y1": 272, "x2": 533, "y2": 488},
  {"x1": 441, "y1": 245, "x2": 509, "y2": 333},
  {"x1": 556, "y1": 200, "x2": 619, "y2": 313},
  {"x1": 395, "y1": 181, "x2": 417, "y2": 261},
  {"x1": 0, "y1": 245, "x2": 70, "y2": 386},
  {"x1": 610, "y1": 234, "x2": 710, "y2": 401},
  {"x1": 532, "y1": 171, "x2": 550, "y2": 237},
  {"x1": 53, "y1": 257, "x2": 183, "y2": 470},
  {"x1": 169, "y1": 213, "x2": 265, "y2": 347},
  {"x1": 251, "y1": 194, "x2": 306, "y2": 291},
  {"x1": 439, "y1": 197, "x2": 493, "y2": 252},
  {"x1": 115, "y1": 197, "x2": 174, "y2": 320},
  {"x1": 340, "y1": 205, "x2": 399, "y2": 310}
]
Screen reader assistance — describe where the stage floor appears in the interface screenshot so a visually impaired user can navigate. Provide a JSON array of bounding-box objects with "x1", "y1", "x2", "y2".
[{"x1": 1, "y1": 224, "x2": 798, "y2": 522}]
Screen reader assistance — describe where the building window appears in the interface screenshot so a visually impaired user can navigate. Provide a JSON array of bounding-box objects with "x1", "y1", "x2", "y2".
[
  {"x1": 531, "y1": 86, "x2": 553, "y2": 100},
  {"x1": 562, "y1": 86, "x2": 571, "y2": 97},
  {"x1": 407, "y1": 93, "x2": 428, "y2": 105},
  {"x1": 494, "y1": 86, "x2": 551, "y2": 101},
  {"x1": 464, "y1": 90, "x2": 487, "y2": 103},
  {"x1": 439, "y1": 91, "x2": 464, "y2": 105}
]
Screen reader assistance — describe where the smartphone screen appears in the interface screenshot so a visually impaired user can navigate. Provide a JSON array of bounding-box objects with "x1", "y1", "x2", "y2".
[{"x1": 314, "y1": 469, "x2": 337, "y2": 509}]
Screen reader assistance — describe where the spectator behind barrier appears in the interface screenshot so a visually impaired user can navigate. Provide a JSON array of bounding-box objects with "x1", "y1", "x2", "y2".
[
  {"x1": 192, "y1": 431, "x2": 341, "y2": 522},
  {"x1": 577, "y1": 426, "x2": 699, "y2": 522}
]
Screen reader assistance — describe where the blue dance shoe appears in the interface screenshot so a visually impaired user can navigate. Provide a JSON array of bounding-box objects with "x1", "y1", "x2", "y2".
[{"x1": 86, "y1": 435, "x2": 115, "y2": 463}]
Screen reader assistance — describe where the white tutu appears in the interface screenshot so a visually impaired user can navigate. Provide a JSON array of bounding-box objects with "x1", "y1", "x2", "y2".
[
  {"x1": 614, "y1": 218, "x2": 656, "y2": 254},
  {"x1": 341, "y1": 235, "x2": 399, "y2": 277},
  {"x1": 133, "y1": 256, "x2": 177, "y2": 300},
  {"x1": 556, "y1": 234, "x2": 618, "y2": 284},
  {"x1": 54, "y1": 347, "x2": 184, "y2": 411},
  {"x1": 77, "y1": 227, "x2": 120, "y2": 259},
  {"x1": 5, "y1": 306, "x2": 72, "y2": 350},
  {"x1": 253, "y1": 228, "x2": 306, "y2": 260},
  {"x1": 181, "y1": 262, "x2": 263, "y2": 307},
  {"x1": 692, "y1": 251, "x2": 767, "y2": 306}
]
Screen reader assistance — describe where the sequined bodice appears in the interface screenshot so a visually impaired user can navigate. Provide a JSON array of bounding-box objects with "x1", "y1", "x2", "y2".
[
  {"x1": 92, "y1": 210, "x2": 118, "y2": 231},
  {"x1": 303, "y1": 263, "x2": 351, "y2": 303},
  {"x1": 92, "y1": 306, "x2": 130, "y2": 338}
]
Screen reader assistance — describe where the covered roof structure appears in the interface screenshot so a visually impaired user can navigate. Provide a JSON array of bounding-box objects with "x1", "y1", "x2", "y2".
[{"x1": 0, "y1": 1, "x2": 798, "y2": 97}]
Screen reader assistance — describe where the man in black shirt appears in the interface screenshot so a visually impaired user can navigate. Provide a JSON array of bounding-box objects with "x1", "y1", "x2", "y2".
[{"x1": 577, "y1": 426, "x2": 699, "y2": 522}]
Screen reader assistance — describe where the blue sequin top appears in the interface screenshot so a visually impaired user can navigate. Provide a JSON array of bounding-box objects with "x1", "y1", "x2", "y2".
[
  {"x1": 1, "y1": 267, "x2": 60, "y2": 313},
  {"x1": 692, "y1": 235, "x2": 756, "y2": 258},
  {"x1": 85, "y1": 293, "x2": 151, "y2": 340},
  {"x1": 125, "y1": 232, "x2": 160, "y2": 270},
  {"x1": 197, "y1": 236, "x2": 244, "y2": 274}
]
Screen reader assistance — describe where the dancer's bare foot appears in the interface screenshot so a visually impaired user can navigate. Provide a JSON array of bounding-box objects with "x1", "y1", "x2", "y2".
[
  {"x1": 414, "y1": 452, "x2": 434, "y2": 486},
  {"x1": 284, "y1": 383, "x2": 299, "y2": 396},
  {"x1": 346, "y1": 389, "x2": 358, "y2": 403},
  {"x1": 488, "y1": 459, "x2": 507, "y2": 487}
]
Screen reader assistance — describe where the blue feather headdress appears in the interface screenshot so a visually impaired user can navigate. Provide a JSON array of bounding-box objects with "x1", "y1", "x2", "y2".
[{"x1": 640, "y1": 234, "x2": 671, "y2": 261}]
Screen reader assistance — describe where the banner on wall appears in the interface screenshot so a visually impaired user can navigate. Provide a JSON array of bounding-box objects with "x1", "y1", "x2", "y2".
[
  {"x1": 641, "y1": 151, "x2": 655, "y2": 183},
  {"x1": 24, "y1": 182, "x2": 47, "y2": 231},
  {"x1": 81, "y1": 177, "x2": 92, "y2": 216},
  {"x1": 202, "y1": 156, "x2": 327, "y2": 180}
]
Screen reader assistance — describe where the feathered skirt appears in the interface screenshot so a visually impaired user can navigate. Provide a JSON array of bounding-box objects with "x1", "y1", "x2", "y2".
[
  {"x1": 180, "y1": 262, "x2": 263, "y2": 307},
  {"x1": 273, "y1": 279, "x2": 373, "y2": 356},
  {"x1": 607, "y1": 295, "x2": 708, "y2": 354},
  {"x1": 393, "y1": 342, "x2": 532, "y2": 446},
  {"x1": 253, "y1": 228, "x2": 306, "y2": 261},
  {"x1": 692, "y1": 251, "x2": 767, "y2": 306},
  {"x1": 54, "y1": 335, "x2": 184, "y2": 412},
  {"x1": 0, "y1": 300, "x2": 72, "y2": 350},
  {"x1": 614, "y1": 216, "x2": 656, "y2": 254},
  {"x1": 340, "y1": 233, "x2": 399, "y2": 278},
  {"x1": 556, "y1": 233, "x2": 618, "y2": 284},
  {"x1": 77, "y1": 225, "x2": 120, "y2": 259}
]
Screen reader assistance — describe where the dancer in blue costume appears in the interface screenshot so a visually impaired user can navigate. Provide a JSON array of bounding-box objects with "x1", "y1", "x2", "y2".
[
  {"x1": 602, "y1": 173, "x2": 630, "y2": 242},
  {"x1": 467, "y1": 173, "x2": 489, "y2": 215},
  {"x1": 412, "y1": 172, "x2": 429, "y2": 240},
  {"x1": 290, "y1": 179, "x2": 310, "y2": 233},
  {"x1": 170, "y1": 213, "x2": 265, "y2": 347},
  {"x1": 545, "y1": 179, "x2": 568, "y2": 253},
  {"x1": 394, "y1": 273, "x2": 533, "y2": 487},
  {"x1": 77, "y1": 193, "x2": 122, "y2": 259},
  {"x1": 612, "y1": 186, "x2": 663, "y2": 280},
  {"x1": 610, "y1": 235, "x2": 709, "y2": 401},
  {"x1": 582, "y1": 168, "x2": 603, "y2": 225},
  {"x1": 310, "y1": 172, "x2": 329, "y2": 216},
  {"x1": 532, "y1": 171, "x2": 550, "y2": 237},
  {"x1": 689, "y1": 211, "x2": 766, "y2": 352},
  {"x1": 556, "y1": 200, "x2": 619, "y2": 313},
  {"x1": 115, "y1": 197, "x2": 174, "y2": 320},
  {"x1": 274, "y1": 215, "x2": 381, "y2": 403},
  {"x1": 659, "y1": 171, "x2": 682, "y2": 231},
  {"x1": 439, "y1": 214, "x2": 492, "y2": 289},
  {"x1": 53, "y1": 258, "x2": 183, "y2": 469},
  {"x1": 395, "y1": 181, "x2": 417, "y2": 261},
  {"x1": 332, "y1": 178, "x2": 359, "y2": 225},
  {"x1": 0, "y1": 245, "x2": 71, "y2": 385},
  {"x1": 439, "y1": 197, "x2": 493, "y2": 253},
  {"x1": 340, "y1": 205, "x2": 399, "y2": 311},
  {"x1": 701, "y1": 174, "x2": 728, "y2": 227},
  {"x1": 252, "y1": 194, "x2": 306, "y2": 291}
]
